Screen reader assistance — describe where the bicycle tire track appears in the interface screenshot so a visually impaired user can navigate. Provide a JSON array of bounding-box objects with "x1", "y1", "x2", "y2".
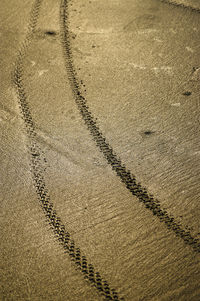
[
  {"x1": 60, "y1": 0, "x2": 200, "y2": 253},
  {"x1": 158, "y1": 0, "x2": 200, "y2": 13},
  {"x1": 13, "y1": 1, "x2": 124, "y2": 300}
]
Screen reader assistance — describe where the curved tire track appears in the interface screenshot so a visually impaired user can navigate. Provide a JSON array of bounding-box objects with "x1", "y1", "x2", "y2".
[
  {"x1": 60, "y1": 0, "x2": 200, "y2": 253},
  {"x1": 13, "y1": 0, "x2": 124, "y2": 300}
]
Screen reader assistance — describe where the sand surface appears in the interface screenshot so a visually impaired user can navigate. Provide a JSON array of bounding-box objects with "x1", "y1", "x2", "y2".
[{"x1": 1, "y1": 0, "x2": 200, "y2": 300}]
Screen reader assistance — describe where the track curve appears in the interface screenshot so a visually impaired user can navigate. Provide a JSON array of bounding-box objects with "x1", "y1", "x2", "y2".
[
  {"x1": 13, "y1": 0, "x2": 124, "y2": 300},
  {"x1": 12, "y1": 0, "x2": 200, "y2": 299},
  {"x1": 60, "y1": 0, "x2": 200, "y2": 253}
]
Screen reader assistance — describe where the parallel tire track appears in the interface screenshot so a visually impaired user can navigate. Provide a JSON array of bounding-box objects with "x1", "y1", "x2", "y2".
[
  {"x1": 60, "y1": 0, "x2": 200, "y2": 253},
  {"x1": 13, "y1": 0, "x2": 124, "y2": 300}
]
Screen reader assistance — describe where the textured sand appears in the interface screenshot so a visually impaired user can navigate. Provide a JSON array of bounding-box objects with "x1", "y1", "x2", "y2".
[{"x1": 1, "y1": 0, "x2": 200, "y2": 300}]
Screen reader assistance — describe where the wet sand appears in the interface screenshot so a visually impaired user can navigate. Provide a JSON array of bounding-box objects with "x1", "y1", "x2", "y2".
[{"x1": 1, "y1": 0, "x2": 200, "y2": 300}]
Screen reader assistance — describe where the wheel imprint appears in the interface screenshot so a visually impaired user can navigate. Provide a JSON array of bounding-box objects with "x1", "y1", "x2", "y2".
[
  {"x1": 60, "y1": 0, "x2": 200, "y2": 253},
  {"x1": 13, "y1": 0, "x2": 124, "y2": 300},
  {"x1": 12, "y1": 0, "x2": 200, "y2": 300},
  {"x1": 158, "y1": 0, "x2": 200, "y2": 13}
]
